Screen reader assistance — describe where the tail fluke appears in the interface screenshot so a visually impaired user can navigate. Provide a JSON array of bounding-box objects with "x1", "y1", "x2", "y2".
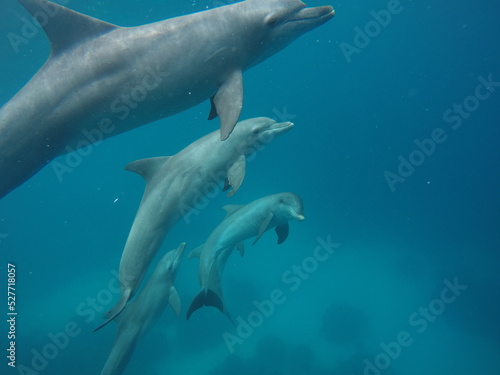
[
  {"x1": 93, "y1": 289, "x2": 131, "y2": 332},
  {"x1": 186, "y1": 288, "x2": 232, "y2": 323}
]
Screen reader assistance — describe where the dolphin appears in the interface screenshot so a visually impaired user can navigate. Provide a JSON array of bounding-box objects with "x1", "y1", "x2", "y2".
[
  {"x1": 93, "y1": 117, "x2": 293, "y2": 331},
  {"x1": 100, "y1": 242, "x2": 184, "y2": 375},
  {"x1": 186, "y1": 192, "x2": 305, "y2": 320},
  {"x1": 0, "y1": 0, "x2": 334, "y2": 199}
]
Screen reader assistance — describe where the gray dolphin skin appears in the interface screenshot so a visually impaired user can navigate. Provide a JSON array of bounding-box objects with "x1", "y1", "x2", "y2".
[
  {"x1": 100, "y1": 243, "x2": 184, "y2": 375},
  {"x1": 93, "y1": 117, "x2": 294, "y2": 331},
  {"x1": 186, "y1": 192, "x2": 305, "y2": 320},
  {"x1": 0, "y1": 0, "x2": 334, "y2": 199}
]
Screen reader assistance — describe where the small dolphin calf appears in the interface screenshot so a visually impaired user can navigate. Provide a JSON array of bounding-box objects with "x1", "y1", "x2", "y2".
[
  {"x1": 94, "y1": 117, "x2": 293, "y2": 331},
  {"x1": 100, "y1": 243, "x2": 184, "y2": 375},
  {"x1": 0, "y1": 0, "x2": 334, "y2": 198},
  {"x1": 186, "y1": 192, "x2": 305, "y2": 320}
]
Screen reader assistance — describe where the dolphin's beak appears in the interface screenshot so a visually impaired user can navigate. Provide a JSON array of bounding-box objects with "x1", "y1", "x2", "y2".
[
  {"x1": 174, "y1": 242, "x2": 186, "y2": 261},
  {"x1": 287, "y1": 5, "x2": 335, "y2": 27},
  {"x1": 267, "y1": 121, "x2": 294, "y2": 136},
  {"x1": 290, "y1": 207, "x2": 305, "y2": 221}
]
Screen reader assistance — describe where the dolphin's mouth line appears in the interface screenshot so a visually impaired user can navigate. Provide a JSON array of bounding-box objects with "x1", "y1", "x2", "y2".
[
  {"x1": 295, "y1": 209, "x2": 305, "y2": 220},
  {"x1": 266, "y1": 121, "x2": 294, "y2": 134},
  {"x1": 287, "y1": 13, "x2": 332, "y2": 23},
  {"x1": 286, "y1": 6, "x2": 335, "y2": 24},
  {"x1": 287, "y1": 206, "x2": 305, "y2": 221},
  {"x1": 274, "y1": 121, "x2": 294, "y2": 129},
  {"x1": 259, "y1": 122, "x2": 293, "y2": 141}
]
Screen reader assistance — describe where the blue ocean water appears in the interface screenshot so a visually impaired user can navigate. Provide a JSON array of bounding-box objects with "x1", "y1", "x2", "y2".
[{"x1": 1, "y1": 0, "x2": 499, "y2": 374}]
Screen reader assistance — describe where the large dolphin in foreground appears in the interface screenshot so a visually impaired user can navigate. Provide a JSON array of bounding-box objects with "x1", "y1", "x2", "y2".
[
  {"x1": 186, "y1": 192, "x2": 305, "y2": 320},
  {"x1": 0, "y1": 0, "x2": 334, "y2": 199},
  {"x1": 101, "y1": 243, "x2": 184, "y2": 375},
  {"x1": 94, "y1": 117, "x2": 293, "y2": 331}
]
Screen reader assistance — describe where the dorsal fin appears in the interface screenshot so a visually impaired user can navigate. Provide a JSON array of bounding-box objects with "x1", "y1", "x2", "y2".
[
  {"x1": 187, "y1": 244, "x2": 204, "y2": 259},
  {"x1": 125, "y1": 156, "x2": 170, "y2": 183},
  {"x1": 222, "y1": 204, "x2": 244, "y2": 218},
  {"x1": 18, "y1": 0, "x2": 119, "y2": 56}
]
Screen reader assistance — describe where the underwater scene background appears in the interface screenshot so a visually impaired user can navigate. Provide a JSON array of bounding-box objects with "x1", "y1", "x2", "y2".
[{"x1": 1, "y1": 0, "x2": 499, "y2": 374}]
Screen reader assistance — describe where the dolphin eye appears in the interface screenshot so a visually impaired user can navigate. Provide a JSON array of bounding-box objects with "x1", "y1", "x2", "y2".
[{"x1": 253, "y1": 128, "x2": 260, "y2": 134}]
